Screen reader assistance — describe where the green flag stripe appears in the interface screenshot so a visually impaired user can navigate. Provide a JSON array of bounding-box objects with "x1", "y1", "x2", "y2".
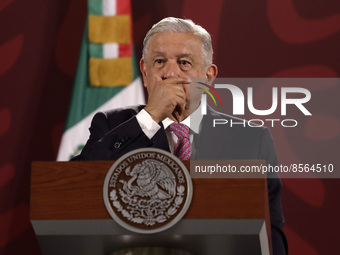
[
  {"x1": 88, "y1": 0, "x2": 103, "y2": 15},
  {"x1": 89, "y1": 43, "x2": 103, "y2": 58},
  {"x1": 65, "y1": 19, "x2": 140, "y2": 130}
]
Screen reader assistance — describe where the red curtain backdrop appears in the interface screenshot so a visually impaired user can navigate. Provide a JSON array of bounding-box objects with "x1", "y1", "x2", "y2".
[{"x1": 0, "y1": 0, "x2": 339, "y2": 254}]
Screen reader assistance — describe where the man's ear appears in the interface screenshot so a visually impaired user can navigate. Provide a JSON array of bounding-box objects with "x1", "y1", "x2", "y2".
[
  {"x1": 140, "y1": 58, "x2": 148, "y2": 87},
  {"x1": 206, "y1": 64, "x2": 218, "y2": 79},
  {"x1": 205, "y1": 64, "x2": 218, "y2": 85}
]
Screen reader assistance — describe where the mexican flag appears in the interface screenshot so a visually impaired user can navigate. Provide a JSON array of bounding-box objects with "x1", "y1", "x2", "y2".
[{"x1": 57, "y1": 0, "x2": 145, "y2": 161}]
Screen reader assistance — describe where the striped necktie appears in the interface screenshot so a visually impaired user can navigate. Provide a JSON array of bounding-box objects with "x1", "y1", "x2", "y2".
[{"x1": 169, "y1": 123, "x2": 191, "y2": 160}]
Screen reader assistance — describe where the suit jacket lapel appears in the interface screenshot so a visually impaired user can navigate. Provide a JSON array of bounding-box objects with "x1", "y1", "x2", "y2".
[
  {"x1": 193, "y1": 106, "x2": 231, "y2": 160},
  {"x1": 136, "y1": 105, "x2": 170, "y2": 153},
  {"x1": 152, "y1": 122, "x2": 171, "y2": 152}
]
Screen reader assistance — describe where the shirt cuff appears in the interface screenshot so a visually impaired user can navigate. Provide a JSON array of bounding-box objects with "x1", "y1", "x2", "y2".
[{"x1": 136, "y1": 109, "x2": 161, "y2": 139}]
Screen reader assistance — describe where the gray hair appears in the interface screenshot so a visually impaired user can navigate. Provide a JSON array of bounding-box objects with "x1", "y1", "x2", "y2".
[{"x1": 142, "y1": 17, "x2": 213, "y2": 67}]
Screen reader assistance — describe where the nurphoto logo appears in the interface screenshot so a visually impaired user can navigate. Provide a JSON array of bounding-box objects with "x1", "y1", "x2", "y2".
[{"x1": 196, "y1": 78, "x2": 312, "y2": 128}]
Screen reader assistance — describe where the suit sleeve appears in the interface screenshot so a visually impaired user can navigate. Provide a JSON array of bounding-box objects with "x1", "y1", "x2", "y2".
[
  {"x1": 259, "y1": 128, "x2": 289, "y2": 255},
  {"x1": 71, "y1": 111, "x2": 153, "y2": 161}
]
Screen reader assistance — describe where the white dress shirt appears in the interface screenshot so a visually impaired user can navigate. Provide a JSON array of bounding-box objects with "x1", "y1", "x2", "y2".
[{"x1": 135, "y1": 105, "x2": 203, "y2": 154}]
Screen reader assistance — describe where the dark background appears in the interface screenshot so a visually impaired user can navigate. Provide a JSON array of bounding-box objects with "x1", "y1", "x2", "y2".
[{"x1": 0, "y1": 0, "x2": 339, "y2": 254}]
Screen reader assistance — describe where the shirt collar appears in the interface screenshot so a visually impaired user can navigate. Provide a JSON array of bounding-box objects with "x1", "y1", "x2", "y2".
[{"x1": 162, "y1": 104, "x2": 203, "y2": 134}]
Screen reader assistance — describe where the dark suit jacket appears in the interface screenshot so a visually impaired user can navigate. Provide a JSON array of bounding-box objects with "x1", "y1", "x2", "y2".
[{"x1": 72, "y1": 105, "x2": 288, "y2": 255}]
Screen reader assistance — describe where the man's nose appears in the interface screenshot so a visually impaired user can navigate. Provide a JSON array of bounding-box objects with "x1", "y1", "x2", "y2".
[{"x1": 162, "y1": 61, "x2": 180, "y2": 80}]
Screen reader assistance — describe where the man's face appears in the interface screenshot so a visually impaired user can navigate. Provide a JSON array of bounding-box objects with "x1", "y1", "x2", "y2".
[{"x1": 140, "y1": 32, "x2": 217, "y2": 108}]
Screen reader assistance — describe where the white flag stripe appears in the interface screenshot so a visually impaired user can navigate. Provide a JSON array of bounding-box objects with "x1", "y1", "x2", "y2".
[
  {"x1": 103, "y1": 43, "x2": 119, "y2": 58},
  {"x1": 57, "y1": 77, "x2": 145, "y2": 161},
  {"x1": 103, "y1": 0, "x2": 117, "y2": 16}
]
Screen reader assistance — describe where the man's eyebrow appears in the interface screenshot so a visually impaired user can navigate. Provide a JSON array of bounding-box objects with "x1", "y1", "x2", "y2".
[
  {"x1": 151, "y1": 51, "x2": 166, "y2": 56},
  {"x1": 150, "y1": 52, "x2": 194, "y2": 59},
  {"x1": 176, "y1": 53, "x2": 193, "y2": 59}
]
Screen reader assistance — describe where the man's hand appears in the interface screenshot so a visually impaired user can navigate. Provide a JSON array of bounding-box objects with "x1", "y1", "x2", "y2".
[{"x1": 144, "y1": 77, "x2": 190, "y2": 123}]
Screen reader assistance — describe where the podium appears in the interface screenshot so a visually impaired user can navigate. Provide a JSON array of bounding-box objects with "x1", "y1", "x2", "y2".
[{"x1": 30, "y1": 161, "x2": 272, "y2": 255}]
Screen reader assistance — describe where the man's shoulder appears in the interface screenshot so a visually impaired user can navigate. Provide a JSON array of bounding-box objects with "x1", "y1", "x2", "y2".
[
  {"x1": 206, "y1": 106, "x2": 269, "y2": 135},
  {"x1": 91, "y1": 105, "x2": 145, "y2": 128},
  {"x1": 102, "y1": 105, "x2": 145, "y2": 118},
  {"x1": 207, "y1": 106, "x2": 238, "y2": 120}
]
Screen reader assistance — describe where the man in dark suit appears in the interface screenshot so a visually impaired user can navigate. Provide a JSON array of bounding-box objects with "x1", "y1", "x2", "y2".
[{"x1": 72, "y1": 17, "x2": 288, "y2": 254}]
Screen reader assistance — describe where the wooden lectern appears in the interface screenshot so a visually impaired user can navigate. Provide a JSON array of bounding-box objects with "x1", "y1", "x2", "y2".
[{"x1": 30, "y1": 161, "x2": 272, "y2": 255}]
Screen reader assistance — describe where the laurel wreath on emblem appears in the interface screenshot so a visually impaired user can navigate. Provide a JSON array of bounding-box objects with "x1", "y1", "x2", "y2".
[{"x1": 109, "y1": 160, "x2": 186, "y2": 226}]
